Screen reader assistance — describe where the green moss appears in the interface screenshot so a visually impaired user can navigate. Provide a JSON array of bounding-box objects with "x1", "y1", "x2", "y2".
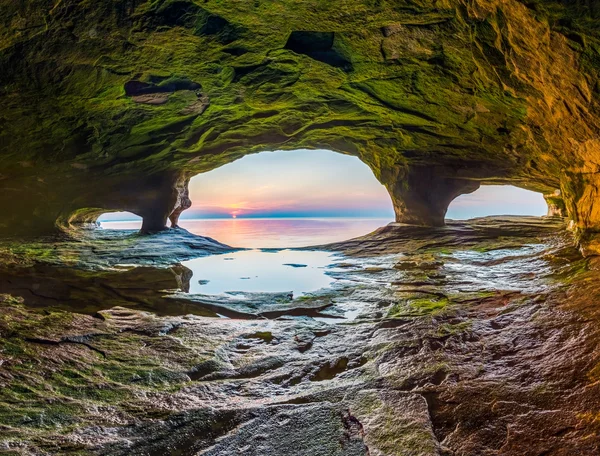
[
  {"x1": 0, "y1": 295, "x2": 222, "y2": 450},
  {"x1": 3, "y1": 0, "x2": 596, "y2": 234},
  {"x1": 435, "y1": 320, "x2": 472, "y2": 337},
  {"x1": 388, "y1": 295, "x2": 450, "y2": 317}
]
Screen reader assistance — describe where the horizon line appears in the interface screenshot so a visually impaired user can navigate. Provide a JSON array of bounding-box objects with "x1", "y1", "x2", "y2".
[{"x1": 99, "y1": 215, "x2": 395, "y2": 222}]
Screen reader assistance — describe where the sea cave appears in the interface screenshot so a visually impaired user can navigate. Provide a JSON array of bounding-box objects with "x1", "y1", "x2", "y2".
[{"x1": 1, "y1": 1, "x2": 600, "y2": 455}]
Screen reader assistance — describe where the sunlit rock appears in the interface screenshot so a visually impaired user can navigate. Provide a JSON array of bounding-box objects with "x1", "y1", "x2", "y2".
[{"x1": 544, "y1": 190, "x2": 567, "y2": 217}]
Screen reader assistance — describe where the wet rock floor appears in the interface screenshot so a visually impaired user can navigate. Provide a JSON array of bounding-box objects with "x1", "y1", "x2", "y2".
[{"x1": 0, "y1": 217, "x2": 599, "y2": 455}]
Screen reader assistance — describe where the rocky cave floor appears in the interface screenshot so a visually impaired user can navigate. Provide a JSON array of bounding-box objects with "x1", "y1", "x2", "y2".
[{"x1": 0, "y1": 216, "x2": 599, "y2": 455}]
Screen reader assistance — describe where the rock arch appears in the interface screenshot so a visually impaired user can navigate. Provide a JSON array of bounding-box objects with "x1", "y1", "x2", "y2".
[{"x1": 0, "y1": 0, "x2": 599, "y2": 252}]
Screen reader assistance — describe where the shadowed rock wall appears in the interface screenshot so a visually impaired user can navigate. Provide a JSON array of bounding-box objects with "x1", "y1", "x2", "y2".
[{"x1": 1, "y1": 0, "x2": 599, "y2": 243}]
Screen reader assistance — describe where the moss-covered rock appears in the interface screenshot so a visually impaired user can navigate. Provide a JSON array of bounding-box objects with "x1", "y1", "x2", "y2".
[{"x1": 0, "y1": 0, "x2": 599, "y2": 237}]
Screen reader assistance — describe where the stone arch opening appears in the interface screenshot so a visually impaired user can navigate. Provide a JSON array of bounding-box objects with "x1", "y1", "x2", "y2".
[
  {"x1": 3, "y1": 0, "x2": 600, "y2": 256},
  {"x1": 95, "y1": 149, "x2": 398, "y2": 246},
  {"x1": 446, "y1": 185, "x2": 552, "y2": 220},
  {"x1": 185, "y1": 149, "x2": 394, "y2": 219},
  {"x1": 97, "y1": 212, "x2": 143, "y2": 230},
  {"x1": 49, "y1": 157, "x2": 567, "y2": 239},
  {"x1": 55, "y1": 173, "x2": 191, "y2": 234}
]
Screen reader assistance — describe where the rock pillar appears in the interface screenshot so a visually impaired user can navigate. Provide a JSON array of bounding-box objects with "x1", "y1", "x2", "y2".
[
  {"x1": 136, "y1": 173, "x2": 188, "y2": 234},
  {"x1": 168, "y1": 177, "x2": 192, "y2": 228},
  {"x1": 386, "y1": 167, "x2": 480, "y2": 226},
  {"x1": 543, "y1": 190, "x2": 567, "y2": 217},
  {"x1": 561, "y1": 172, "x2": 600, "y2": 256}
]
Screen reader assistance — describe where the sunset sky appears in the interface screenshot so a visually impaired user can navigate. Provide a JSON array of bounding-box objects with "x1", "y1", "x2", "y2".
[
  {"x1": 186, "y1": 149, "x2": 394, "y2": 219},
  {"x1": 446, "y1": 184, "x2": 546, "y2": 219},
  {"x1": 99, "y1": 149, "x2": 547, "y2": 221}
]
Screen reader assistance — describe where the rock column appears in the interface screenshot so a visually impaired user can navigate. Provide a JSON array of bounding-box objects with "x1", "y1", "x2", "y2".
[
  {"x1": 136, "y1": 173, "x2": 188, "y2": 234},
  {"x1": 543, "y1": 190, "x2": 567, "y2": 217},
  {"x1": 386, "y1": 167, "x2": 480, "y2": 226},
  {"x1": 168, "y1": 177, "x2": 192, "y2": 228},
  {"x1": 561, "y1": 172, "x2": 600, "y2": 256}
]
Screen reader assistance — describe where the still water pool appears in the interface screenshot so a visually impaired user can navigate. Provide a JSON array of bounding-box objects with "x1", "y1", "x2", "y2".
[{"x1": 181, "y1": 249, "x2": 338, "y2": 297}]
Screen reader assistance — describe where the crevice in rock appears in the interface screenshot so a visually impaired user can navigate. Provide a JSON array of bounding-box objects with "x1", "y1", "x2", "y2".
[
  {"x1": 124, "y1": 78, "x2": 202, "y2": 97},
  {"x1": 310, "y1": 357, "x2": 350, "y2": 381},
  {"x1": 285, "y1": 31, "x2": 352, "y2": 71},
  {"x1": 340, "y1": 408, "x2": 368, "y2": 453},
  {"x1": 143, "y1": 1, "x2": 245, "y2": 43},
  {"x1": 420, "y1": 391, "x2": 454, "y2": 445},
  {"x1": 25, "y1": 335, "x2": 108, "y2": 358}
]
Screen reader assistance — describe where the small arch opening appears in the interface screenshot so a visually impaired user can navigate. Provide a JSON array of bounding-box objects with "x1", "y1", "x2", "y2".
[
  {"x1": 182, "y1": 149, "x2": 395, "y2": 247},
  {"x1": 97, "y1": 211, "x2": 142, "y2": 230},
  {"x1": 446, "y1": 185, "x2": 548, "y2": 220}
]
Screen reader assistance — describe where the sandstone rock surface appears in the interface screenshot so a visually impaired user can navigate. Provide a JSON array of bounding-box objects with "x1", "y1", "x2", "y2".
[{"x1": 0, "y1": 217, "x2": 598, "y2": 454}]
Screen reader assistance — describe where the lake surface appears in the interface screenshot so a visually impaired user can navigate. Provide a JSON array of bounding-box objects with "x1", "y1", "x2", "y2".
[
  {"x1": 182, "y1": 249, "x2": 337, "y2": 297},
  {"x1": 100, "y1": 217, "x2": 390, "y2": 248}
]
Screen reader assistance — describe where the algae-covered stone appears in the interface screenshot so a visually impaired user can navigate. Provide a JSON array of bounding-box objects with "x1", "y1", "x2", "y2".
[{"x1": 0, "y1": 0, "x2": 600, "y2": 237}]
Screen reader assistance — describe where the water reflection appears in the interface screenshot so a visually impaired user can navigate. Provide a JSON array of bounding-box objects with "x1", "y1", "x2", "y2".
[
  {"x1": 182, "y1": 249, "x2": 337, "y2": 297},
  {"x1": 100, "y1": 218, "x2": 389, "y2": 248}
]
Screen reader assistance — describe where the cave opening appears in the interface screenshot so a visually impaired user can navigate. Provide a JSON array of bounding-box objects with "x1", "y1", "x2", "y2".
[
  {"x1": 99, "y1": 149, "x2": 395, "y2": 248},
  {"x1": 96, "y1": 166, "x2": 557, "y2": 246},
  {"x1": 446, "y1": 185, "x2": 549, "y2": 220},
  {"x1": 98, "y1": 211, "x2": 142, "y2": 230}
]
